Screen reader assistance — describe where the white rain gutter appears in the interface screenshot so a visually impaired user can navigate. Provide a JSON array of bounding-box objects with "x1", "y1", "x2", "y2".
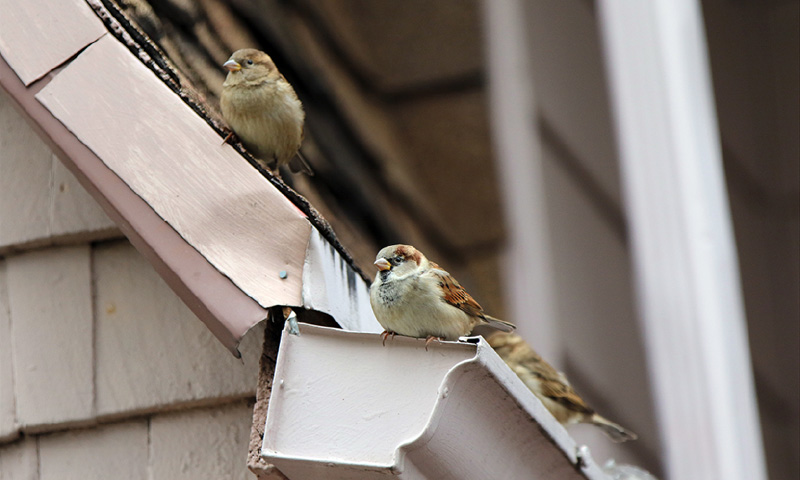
[{"x1": 260, "y1": 323, "x2": 609, "y2": 480}]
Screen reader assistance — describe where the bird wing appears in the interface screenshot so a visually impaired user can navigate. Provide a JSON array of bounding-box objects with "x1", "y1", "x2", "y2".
[{"x1": 427, "y1": 263, "x2": 485, "y2": 319}]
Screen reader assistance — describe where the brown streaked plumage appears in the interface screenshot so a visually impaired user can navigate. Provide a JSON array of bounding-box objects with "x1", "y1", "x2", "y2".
[
  {"x1": 220, "y1": 48, "x2": 312, "y2": 175},
  {"x1": 369, "y1": 244, "x2": 515, "y2": 349},
  {"x1": 488, "y1": 331, "x2": 637, "y2": 442},
  {"x1": 429, "y1": 264, "x2": 485, "y2": 319}
]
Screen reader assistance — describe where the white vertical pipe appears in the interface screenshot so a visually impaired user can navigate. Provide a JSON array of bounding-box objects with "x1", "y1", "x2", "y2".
[
  {"x1": 482, "y1": 0, "x2": 559, "y2": 360},
  {"x1": 596, "y1": 2, "x2": 767, "y2": 479}
]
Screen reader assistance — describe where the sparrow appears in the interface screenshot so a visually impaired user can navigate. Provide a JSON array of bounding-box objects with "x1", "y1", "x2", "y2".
[
  {"x1": 220, "y1": 48, "x2": 313, "y2": 175},
  {"x1": 487, "y1": 331, "x2": 638, "y2": 442},
  {"x1": 369, "y1": 244, "x2": 515, "y2": 348}
]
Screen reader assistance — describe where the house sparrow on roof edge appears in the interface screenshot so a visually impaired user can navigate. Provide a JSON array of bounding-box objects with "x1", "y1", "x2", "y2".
[
  {"x1": 369, "y1": 244, "x2": 515, "y2": 349},
  {"x1": 220, "y1": 49, "x2": 313, "y2": 175},
  {"x1": 487, "y1": 331, "x2": 638, "y2": 442}
]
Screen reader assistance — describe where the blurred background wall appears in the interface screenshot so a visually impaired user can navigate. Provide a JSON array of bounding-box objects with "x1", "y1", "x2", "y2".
[
  {"x1": 2, "y1": 0, "x2": 795, "y2": 478},
  {"x1": 106, "y1": 0, "x2": 796, "y2": 477}
]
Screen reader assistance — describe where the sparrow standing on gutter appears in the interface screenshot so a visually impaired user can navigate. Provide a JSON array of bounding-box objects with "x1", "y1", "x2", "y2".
[{"x1": 369, "y1": 244, "x2": 515, "y2": 348}]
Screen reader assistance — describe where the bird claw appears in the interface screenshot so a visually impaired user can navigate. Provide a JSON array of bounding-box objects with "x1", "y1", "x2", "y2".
[
  {"x1": 221, "y1": 131, "x2": 235, "y2": 145},
  {"x1": 424, "y1": 336, "x2": 443, "y2": 351},
  {"x1": 380, "y1": 331, "x2": 396, "y2": 346}
]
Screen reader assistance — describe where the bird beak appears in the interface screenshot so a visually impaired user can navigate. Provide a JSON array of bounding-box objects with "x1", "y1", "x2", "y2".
[
  {"x1": 374, "y1": 258, "x2": 391, "y2": 271},
  {"x1": 223, "y1": 59, "x2": 241, "y2": 72}
]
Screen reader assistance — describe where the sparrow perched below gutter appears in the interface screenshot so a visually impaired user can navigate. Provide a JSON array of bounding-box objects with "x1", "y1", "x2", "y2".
[{"x1": 488, "y1": 331, "x2": 638, "y2": 442}]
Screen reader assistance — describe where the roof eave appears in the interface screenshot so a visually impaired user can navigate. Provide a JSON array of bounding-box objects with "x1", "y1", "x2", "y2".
[
  {"x1": 0, "y1": 54, "x2": 268, "y2": 355},
  {"x1": 0, "y1": 1, "x2": 380, "y2": 355}
]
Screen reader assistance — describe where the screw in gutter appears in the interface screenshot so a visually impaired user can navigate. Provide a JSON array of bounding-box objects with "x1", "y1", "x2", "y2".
[{"x1": 575, "y1": 445, "x2": 592, "y2": 469}]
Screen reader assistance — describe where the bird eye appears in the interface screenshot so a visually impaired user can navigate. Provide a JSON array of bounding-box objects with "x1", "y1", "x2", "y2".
[
  {"x1": 392, "y1": 256, "x2": 403, "y2": 265},
  {"x1": 246, "y1": 59, "x2": 254, "y2": 65}
]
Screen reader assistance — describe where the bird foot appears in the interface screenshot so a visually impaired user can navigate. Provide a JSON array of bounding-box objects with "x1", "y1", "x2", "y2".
[
  {"x1": 221, "y1": 130, "x2": 235, "y2": 145},
  {"x1": 381, "y1": 331, "x2": 397, "y2": 346},
  {"x1": 424, "y1": 336, "x2": 444, "y2": 351}
]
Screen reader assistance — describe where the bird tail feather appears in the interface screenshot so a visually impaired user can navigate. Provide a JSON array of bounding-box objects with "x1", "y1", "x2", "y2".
[
  {"x1": 484, "y1": 315, "x2": 516, "y2": 332},
  {"x1": 591, "y1": 414, "x2": 638, "y2": 443},
  {"x1": 290, "y1": 151, "x2": 314, "y2": 176}
]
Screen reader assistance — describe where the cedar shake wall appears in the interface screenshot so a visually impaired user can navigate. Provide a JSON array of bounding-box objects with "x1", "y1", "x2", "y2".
[{"x1": 0, "y1": 89, "x2": 261, "y2": 479}]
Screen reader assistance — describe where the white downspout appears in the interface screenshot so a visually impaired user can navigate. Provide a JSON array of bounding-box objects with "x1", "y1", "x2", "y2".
[{"x1": 596, "y1": 1, "x2": 767, "y2": 479}]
